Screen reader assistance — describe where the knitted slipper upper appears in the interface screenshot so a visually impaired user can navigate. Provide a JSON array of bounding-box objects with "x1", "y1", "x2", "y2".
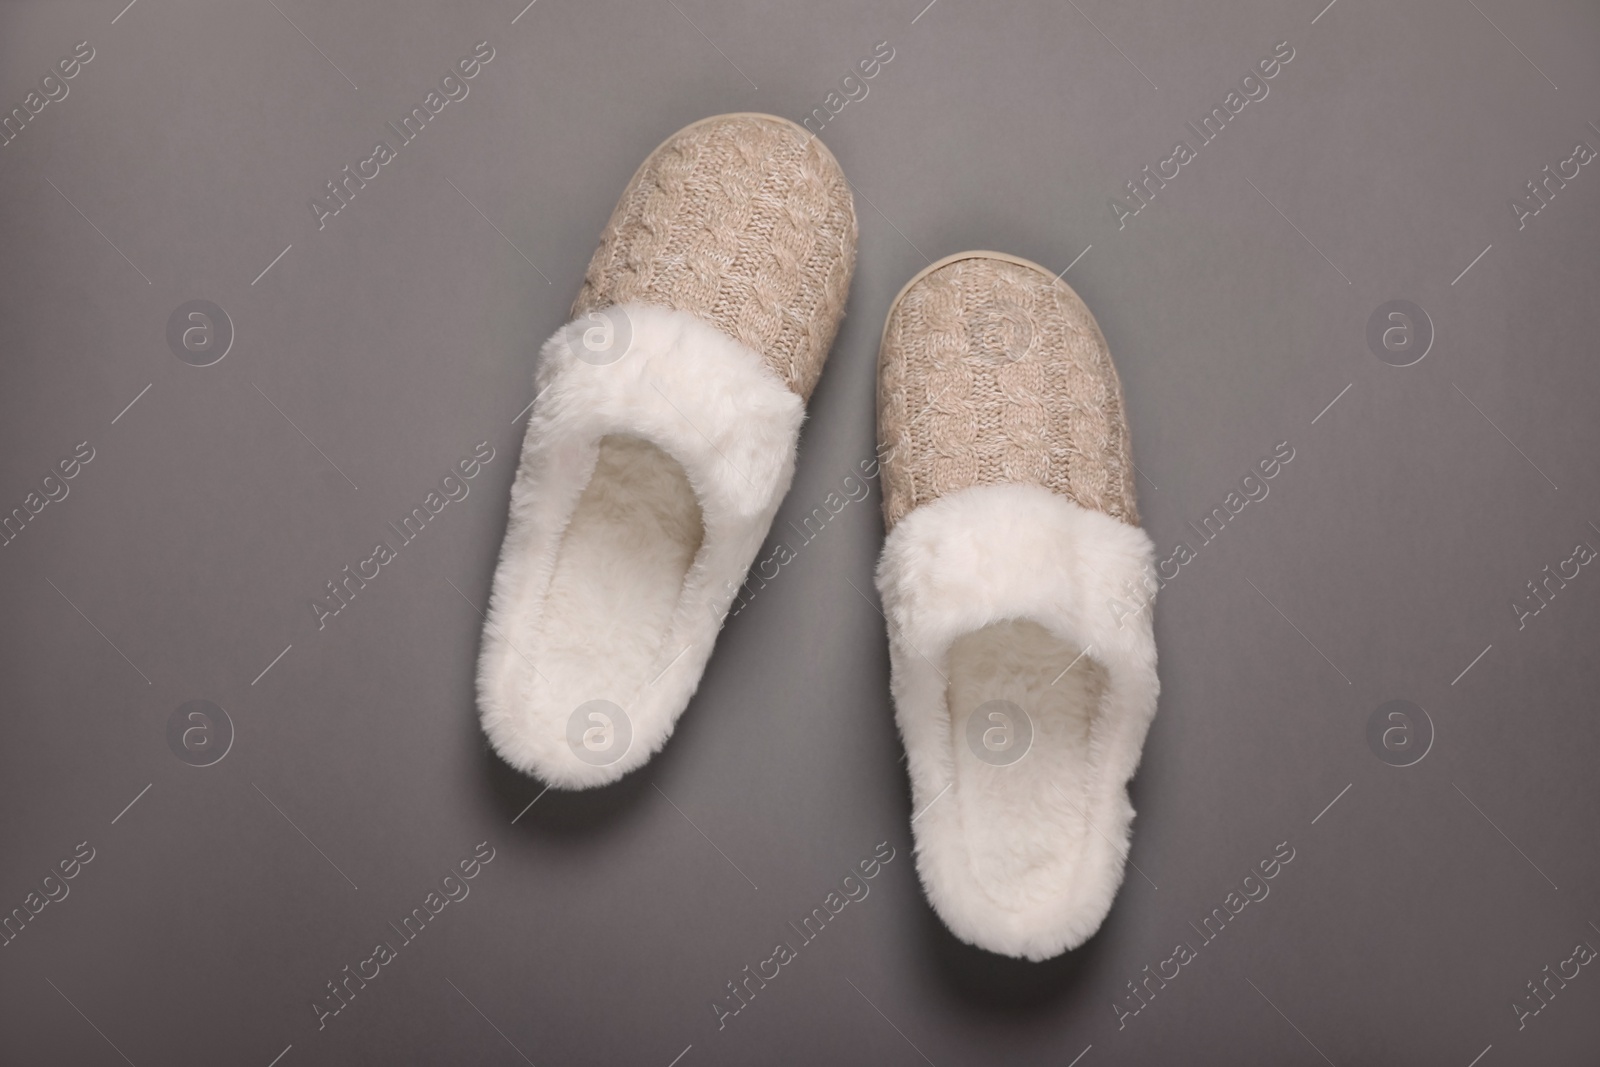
[
  {"x1": 877, "y1": 254, "x2": 1139, "y2": 529},
  {"x1": 572, "y1": 114, "x2": 857, "y2": 401}
]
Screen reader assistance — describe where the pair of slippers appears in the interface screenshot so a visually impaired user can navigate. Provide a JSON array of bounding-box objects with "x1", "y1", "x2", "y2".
[{"x1": 476, "y1": 113, "x2": 1159, "y2": 962}]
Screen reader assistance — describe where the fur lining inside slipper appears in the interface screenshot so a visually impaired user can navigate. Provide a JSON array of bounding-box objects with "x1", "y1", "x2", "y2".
[
  {"x1": 875, "y1": 482, "x2": 1159, "y2": 960},
  {"x1": 478, "y1": 302, "x2": 804, "y2": 789}
]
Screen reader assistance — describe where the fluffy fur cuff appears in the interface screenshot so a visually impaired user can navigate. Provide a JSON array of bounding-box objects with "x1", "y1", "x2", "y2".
[
  {"x1": 876, "y1": 483, "x2": 1159, "y2": 959},
  {"x1": 478, "y1": 303, "x2": 804, "y2": 788}
]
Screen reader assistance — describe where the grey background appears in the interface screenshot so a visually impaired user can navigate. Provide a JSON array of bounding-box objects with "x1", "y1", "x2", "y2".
[{"x1": 2, "y1": 0, "x2": 1597, "y2": 1063}]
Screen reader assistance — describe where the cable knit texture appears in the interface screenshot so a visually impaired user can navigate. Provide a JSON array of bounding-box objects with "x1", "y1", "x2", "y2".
[
  {"x1": 572, "y1": 114, "x2": 857, "y2": 401},
  {"x1": 878, "y1": 255, "x2": 1139, "y2": 529}
]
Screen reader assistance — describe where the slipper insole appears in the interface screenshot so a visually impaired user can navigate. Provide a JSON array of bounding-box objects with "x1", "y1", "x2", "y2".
[
  {"x1": 529, "y1": 434, "x2": 705, "y2": 713},
  {"x1": 945, "y1": 618, "x2": 1110, "y2": 911}
]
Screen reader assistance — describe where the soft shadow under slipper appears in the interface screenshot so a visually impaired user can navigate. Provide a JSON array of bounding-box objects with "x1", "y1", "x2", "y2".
[
  {"x1": 874, "y1": 251, "x2": 1159, "y2": 960},
  {"x1": 478, "y1": 114, "x2": 856, "y2": 788}
]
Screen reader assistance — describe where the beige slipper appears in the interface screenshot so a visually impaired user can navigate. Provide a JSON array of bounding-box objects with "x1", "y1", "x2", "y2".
[
  {"x1": 874, "y1": 251, "x2": 1159, "y2": 960},
  {"x1": 478, "y1": 114, "x2": 856, "y2": 788}
]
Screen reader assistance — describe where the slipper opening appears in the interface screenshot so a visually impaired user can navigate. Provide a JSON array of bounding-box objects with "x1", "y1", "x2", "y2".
[
  {"x1": 947, "y1": 618, "x2": 1110, "y2": 914},
  {"x1": 528, "y1": 434, "x2": 704, "y2": 719}
]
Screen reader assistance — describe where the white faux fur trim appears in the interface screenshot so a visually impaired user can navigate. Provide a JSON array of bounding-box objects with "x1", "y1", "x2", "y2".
[
  {"x1": 875, "y1": 483, "x2": 1159, "y2": 960},
  {"x1": 478, "y1": 302, "x2": 804, "y2": 789}
]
